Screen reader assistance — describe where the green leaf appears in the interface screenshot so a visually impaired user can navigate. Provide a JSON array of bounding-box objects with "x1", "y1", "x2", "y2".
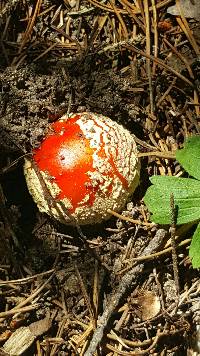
[
  {"x1": 176, "y1": 135, "x2": 200, "y2": 180},
  {"x1": 144, "y1": 176, "x2": 200, "y2": 225},
  {"x1": 189, "y1": 222, "x2": 200, "y2": 268}
]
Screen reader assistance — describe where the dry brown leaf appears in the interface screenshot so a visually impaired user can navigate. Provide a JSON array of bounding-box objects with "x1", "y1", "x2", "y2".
[
  {"x1": 167, "y1": 0, "x2": 200, "y2": 21},
  {"x1": 129, "y1": 290, "x2": 161, "y2": 321}
]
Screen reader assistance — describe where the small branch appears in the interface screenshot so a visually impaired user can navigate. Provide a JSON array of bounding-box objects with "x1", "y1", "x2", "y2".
[
  {"x1": 124, "y1": 43, "x2": 194, "y2": 87},
  {"x1": 107, "y1": 209, "x2": 154, "y2": 227},
  {"x1": 0, "y1": 272, "x2": 55, "y2": 322},
  {"x1": 84, "y1": 229, "x2": 167, "y2": 356},
  {"x1": 137, "y1": 151, "x2": 175, "y2": 159},
  {"x1": 0, "y1": 0, "x2": 21, "y2": 17},
  {"x1": 170, "y1": 193, "x2": 180, "y2": 299}
]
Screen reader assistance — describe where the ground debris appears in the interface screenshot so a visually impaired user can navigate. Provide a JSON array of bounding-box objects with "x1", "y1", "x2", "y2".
[
  {"x1": 0, "y1": 0, "x2": 199, "y2": 354},
  {"x1": 167, "y1": 0, "x2": 200, "y2": 21},
  {"x1": 1, "y1": 315, "x2": 51, "y2": 355}
]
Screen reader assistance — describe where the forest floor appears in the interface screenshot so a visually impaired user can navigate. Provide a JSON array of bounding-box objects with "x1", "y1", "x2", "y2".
[{"x1": 0, "y1": 0, "x2": 200, "y2": 355}]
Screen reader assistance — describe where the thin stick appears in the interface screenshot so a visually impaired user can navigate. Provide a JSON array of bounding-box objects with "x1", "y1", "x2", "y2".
[
  {"x1": 107, "y1": 209, "x2": 154, "y2": 227},
  {"x1": 163, "y1": 37, "x2": 194, "y2": 79},
  {"x1": 0, "y1": 272, "x2": 55, "y2": 321},
  {"x1": 84, "y1": 229, "x2": 166, "y2": 356},
  {"x1": 0, "y1": 269, "x2": 55, "y2": 286},
  {"x1": 0, "y1": 304, "x2": 39, "y2": 318},
  {"x1": 151, "y1": 0, "x2": 158, "y2": 75},
  {"x1": 176, "y1": 0, "x2": 199, "y2": 56},
  {"x1": 170, "y1": 193, "x2": 180, "y2": 297},
  {"x1": 18, "y1": 0, "x2": 42, "y2": 54},
  {"x1": 124, "y1": 43, "x2": 194, "y2": 87},
  {"x1": 144, "y1": 0, "x2": 154, "y2": 115},
  {"x1": 119, "y1": 239, "x2": 191, "y2": 274},
  {"x1": 137, "y1": 151, "x2": 175, "y2": 159}
]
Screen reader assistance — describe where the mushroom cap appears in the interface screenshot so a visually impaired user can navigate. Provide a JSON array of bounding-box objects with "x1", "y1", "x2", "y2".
[{"x1": 24, "y1": 112, "x2": 140, "y2": 225}]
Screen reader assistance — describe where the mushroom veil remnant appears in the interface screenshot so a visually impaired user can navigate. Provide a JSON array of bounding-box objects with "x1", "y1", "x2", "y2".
[{"x1": 24, "y1": 112, "x2": 140, "y2": 225}]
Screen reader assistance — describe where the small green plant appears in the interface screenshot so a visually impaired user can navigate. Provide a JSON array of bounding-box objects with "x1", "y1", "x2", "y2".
[{"x1": 144, "y1": 135, "x2": 200, "y2": 268}]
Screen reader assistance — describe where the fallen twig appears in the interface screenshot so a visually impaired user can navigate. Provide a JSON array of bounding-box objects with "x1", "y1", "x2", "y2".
[{"x1": 84, "y1": 229, "x2": 167, "y2": 355}]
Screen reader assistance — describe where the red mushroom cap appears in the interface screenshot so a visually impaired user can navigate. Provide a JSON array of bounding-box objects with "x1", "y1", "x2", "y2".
[{"x1": 24, "y1": 112, "x2": 140, "y2": 225}]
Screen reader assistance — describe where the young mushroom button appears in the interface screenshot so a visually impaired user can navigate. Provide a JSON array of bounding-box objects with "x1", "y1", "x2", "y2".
[{"x1": 24, "y1": 112, "x2": 140, "y2": 225}]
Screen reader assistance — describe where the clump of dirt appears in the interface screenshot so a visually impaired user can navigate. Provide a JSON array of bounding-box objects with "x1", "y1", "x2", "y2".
[{"x1": 0, "y1": 63, "x2": 145, "y2": 154}]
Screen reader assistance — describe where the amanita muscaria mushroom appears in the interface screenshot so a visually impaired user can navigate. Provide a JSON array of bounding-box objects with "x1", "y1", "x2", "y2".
[{"x1": 24, "y1": 112, "x2": 140, "y2": 225}]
